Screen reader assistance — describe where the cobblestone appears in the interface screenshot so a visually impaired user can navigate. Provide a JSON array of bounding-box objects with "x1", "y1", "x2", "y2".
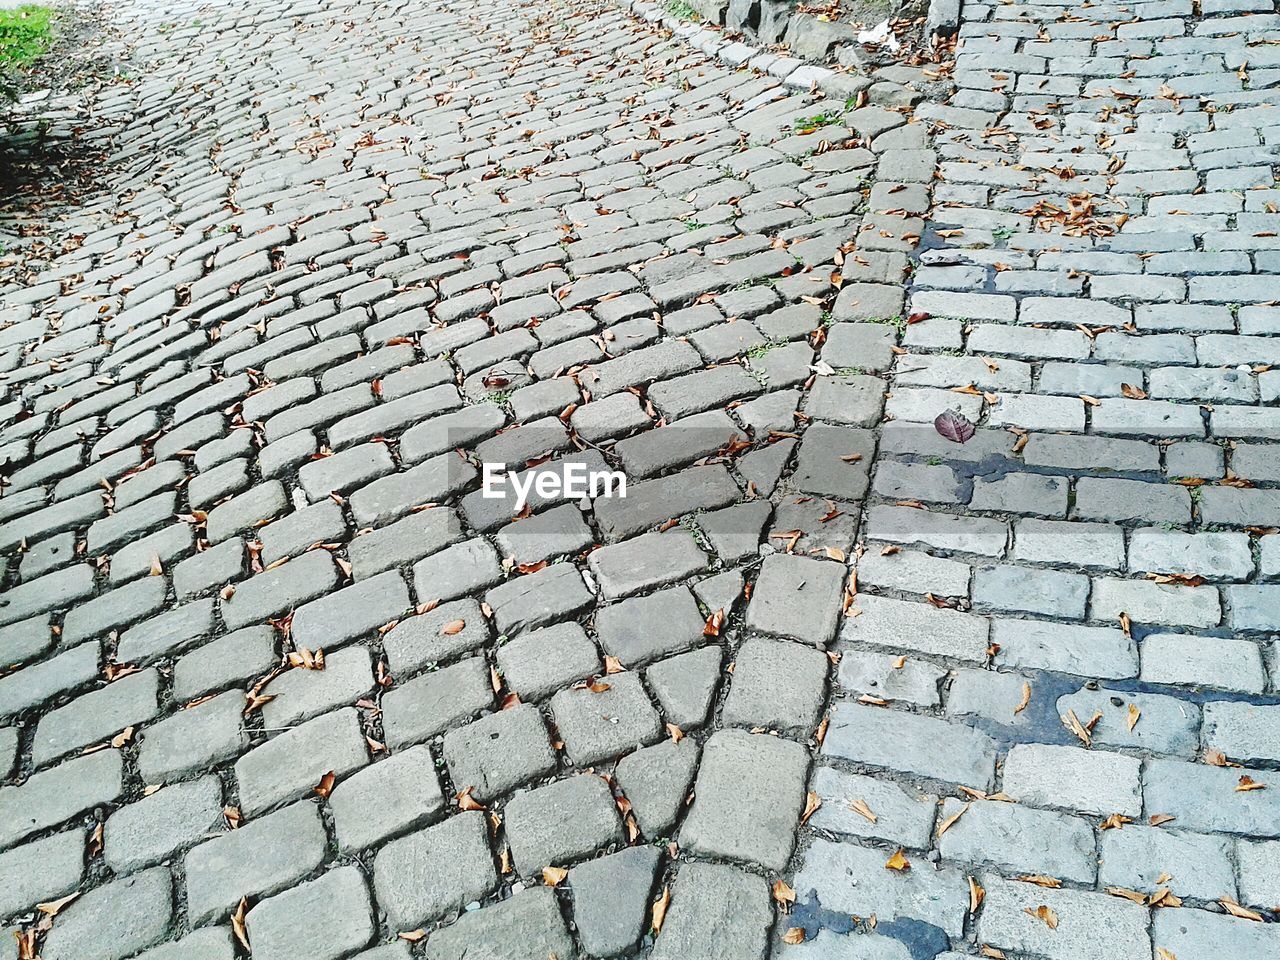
[{"x1": 4, "y1": 0, "x2": 1280, "y2": 954}]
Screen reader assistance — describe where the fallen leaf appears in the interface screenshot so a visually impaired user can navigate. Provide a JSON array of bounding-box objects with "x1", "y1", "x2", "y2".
[
  {"x1": 666, "y1": 723, "x2": 684, "y2": 743},
  {"x1": 979, "y1": 946, "x2": 1006, "y2": 959},
  {"x1": 651, "y1": 887, "x2": 671, "y2": 934},
  {"x1": 542, "y1": 866, "x2": 568, "y2": 887},
  {"x1": 603, "y1": 655, "x2": 623, "y2": 674},
  {"x1": 232, "y1": 897, "x2": 251, "y2": 950},
  {"x1": 934, "y1": 408, "x2": 976, "y2": 444},
  {"x1": 398, "y1": 930, "x2": 427, "y2": 943},
  {"x1": 1149, "y1": 887, "x2": 1181, "y2": 908},
  {"x1": 703, "y1": 608, "x2": 725, "y2": 637},
  {"x1": 1017, "y1": 875, "x2": 1063, "y2": 888},
  {"x1": 457, "y1": 786, "x2": 486, "y2": 811},
  {"x1": 849, "y1": 798, "x2": 877, "y2": 824},
  {"x1": 149, "y1": 553, "x2": 163, "y2": 576},
  {"x1": 1025, "y1": 904, "x2": 1058, "y2": 929},
  {"x1": 314, "y1": 770, "x2": 337, "y2": 798},
  {"x1": 1127, "y1": 703, "x2": 1140, "y2": 731},
  {"x1": 1107, "y1": 886, "x2": 1147, "y2": 904},
  {"x1": 969, "y1": 876, "x2": 984, "y2": 913},
  {"x1": 1014, "y1": 682, "x2": 1031, "y2": 716},
  {"x1": 1100, "y1": 814, "x2": 1132, "y2": 830},
  {"x1": 36, "y1": 892, "x2": 80, "y2": 917},
  {"x1": 801, "y1": 791, "x2": 822, "y2": 824},
  {"x1": 440, "y1": 619, "x2": 466, "y2": 636},
  {"x1": 224, "y1": 806, "x2": 242, "y2": 829},
  {"x1": 1236, "y1": 775, "x2": 1266, "y2": 792},
  {"x1": 1063, "y1": 708, "x2": 1093, "y2": 747},
  {"x1": 1149, "y1": 814, "x2": 1176, "y2": 827},
  {"x1": 772, "y1": 879, "x2": 796, "y2": 906},
  {"x1": 885, "y1": 849, "x2": 910, "y2": 871},
  {"x1": 938, "y1": 803, "x2": 971, "y2": 837},
  {"x1": 1221, "y1": 898, "x2": 1264, "y2": 921},
  {"x1": 782, "y1": 928, "x2": 806, "y2": 945},
  {"x1": 111, "y1": 725, "x2": 135, "y2": 748},
  {"x1": 1156, "y1": 949, "x2": 1177, "y2": 960}
]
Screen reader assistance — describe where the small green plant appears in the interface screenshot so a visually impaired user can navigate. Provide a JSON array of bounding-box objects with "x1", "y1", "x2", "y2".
[
  {"x1": 794, "y1": 113, "x2": 836, "y2": 130},
  {"x1": 666, "y1": 0, "x2": 700, "y2": 21},
  {"x1": 991, "y1": 226, "x2": 1015, "y2": 241},
  {"x1": 834, "y1": 366, "x2": 865, "y2": 377},
  {"x1": 0, "y1": 5, "x2": 52, "y2": 76},
  {"x1": 683, "y1": 220, "x2": 707, "y2": 232},
  {"x1": 867, "y1": 315, "x2": 907, "y2": 334},
  {"x1": 927, "y1": 456, "x2": 942, "y2": 466}
]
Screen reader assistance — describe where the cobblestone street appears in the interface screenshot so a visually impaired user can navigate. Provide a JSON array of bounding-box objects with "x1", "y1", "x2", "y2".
[{"x1": 1, "y1": 0, "x2": 1279, "y2": 957}]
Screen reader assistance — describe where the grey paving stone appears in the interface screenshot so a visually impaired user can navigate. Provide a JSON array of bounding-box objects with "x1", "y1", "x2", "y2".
[
  {"x1": 348, "y1": 506, "x2": 464, "y2": 580},
  {"x1": 235, "y1": 706, "x2": 369, "y2": 816},
  {"x1": 382, "y1": 658, "x2": 493, "y2": 749},
  {"x1": 0, "y1": 727, "x2": 14, "y2": 780},
  {"x1": 807, "y1": 766, "x2": 937, "y2": 849},
  {"x1": 104, "y1": 775, "x2": 224, "y2": 873},
  {"x1": 130, "y1": 928, "x2": 235, "y2": 960},
  {"x1": 330, "y1": 745, "x2": 445, "y2": 851},
  {"x1": 841, "y1": 594, "x2": 989, "y2": 663},
  {"x1": 1003, "y1": 743, "x2": 1142, "y2": 817},
  {"x1": 185, "y1": 801, "x2": 328, "y2": 924},
  {"x1": 587, "y1": 529, "x2": 709, "y2": 600},
  {"x1": 550, "y1": 671, "x2": 663, "y2": 767},
  {"x1": 246, "y1": 866, "x2": 375, "y2": 960},
  {"x1": 0, "y1": 747, "x2": 122, "y2": 849},
  {"x1": 259, "y1": 645, "x2": 374, "y2": 728},
  {"x1": 595, "y1": 585, "x2": 706, "y2": 667},
  {"x1": 442, "y1": 703, "x2": 556, "y2": 802},
  {"x1": 41, "y1": 866, "x2": 172, "y2": 960},
  {"x1": 373, "y1": 811, "x2": 498, "y2": 930},
  {"x1": 1099, "y1": 824, "x2": 1235, "y2": 901},
  {"x1": 823, "y1": 702, "x2": 997, "y2": 791},
  {"x1": 424, "y1": 886, "x2": 575, "y2": 960},
  {"x1": 0, "y1": 829, "x2": 85, "y2": 920},
  {"x1": 505, "y1": 773, "x2": 622, "y2": 874},
  {"x1": 290, "y1": 570, "x2": 412, "y2": 652},
  {"x1": 1140, "y1": 632, "x2": 1266, "y2": 693},
  {"x1": 220, "y1": 548, "x2": 339, "y2": 630},
  {"x1": 649, "y1": 862, "x2": 771, "y2": 960},
  {"x1": 1154, "y1": 907, "x2": 1280, "y2": 960},
  {"x1": 795, "y1": 838, "x2": 967, "y2": 938},
  {"x1": 681, "y1": 729, "x2": 808, "y2": 871},
  {"x1": 569, "y1": 845, "x2": 661, "y2": 957},
  {"x1": 485, "y1": 562, "x2": 594, "y2": 635},
  {"x1": 938, "y1": 797, "x2": 1097, "y2": 883},
  {"x1": 138, "y1": 689, "x2": 248, "y2": 783},
  {"x1": 978, "y1": 876, "x2": 1149, "y2": 960},
  {"x1": 0, "y1": 640, "x2": 99, "y2": 718},
  {"x1": 1203, "y1": 702, "x2": 1280, "y2": 764},
  {"x1": 173, "y1": 625, "x2": 276, "y2": 701},
  {"x1": 61, "y1": 575, "x2": 168, "y2": 647},
  {"x1": 495, "y1": 621, "x2": 600, "y2": 700},
  {"x1": 413, "y1": 539, "x2": 504, "y2": 605},
  {"x1": 382, "y1": 598, "x2": 488, "y2": 674},
  {"x1": 613, "y1": 737, "x2": 699, "y2": 839},
  {"x1": 722, "y1": 638, "x2": 827, "y2": 736},
  {"x1": 33, "y1": 667, "x2": 160, "y2": 764},
  {"x1": 744, "y1": 553, "x2": 845, "y2": 646}
]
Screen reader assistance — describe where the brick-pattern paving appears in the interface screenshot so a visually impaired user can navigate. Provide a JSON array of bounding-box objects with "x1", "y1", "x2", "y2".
[{"x1": 0, "y1": 0, "x2": 1278, "y2": 957}]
